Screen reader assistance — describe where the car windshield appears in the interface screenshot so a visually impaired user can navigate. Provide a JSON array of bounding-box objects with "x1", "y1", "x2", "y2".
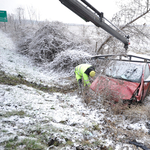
[{"x1": 105, "y1": 61, "x2": 143, "y2": 83}]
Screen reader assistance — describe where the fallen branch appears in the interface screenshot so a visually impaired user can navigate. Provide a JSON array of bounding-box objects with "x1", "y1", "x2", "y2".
[{"x1": 129, "y1": 140, "x2": 150, "y2": 150}]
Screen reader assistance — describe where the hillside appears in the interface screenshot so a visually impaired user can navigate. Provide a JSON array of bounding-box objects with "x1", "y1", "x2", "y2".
[{"x1": 0, "y1": 22, "x2": 150, "y2": 150}]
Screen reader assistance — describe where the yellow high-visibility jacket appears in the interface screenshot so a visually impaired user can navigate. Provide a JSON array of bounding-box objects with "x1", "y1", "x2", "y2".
[{"x1": 75, "y1": 64, "x2": 92, "y2": 87}]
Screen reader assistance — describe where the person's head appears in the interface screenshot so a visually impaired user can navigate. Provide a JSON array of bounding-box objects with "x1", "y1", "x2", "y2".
[
  {"x1": 85, "y1": 65, "x2": 96, "y2": 77},
  {"x1": 89, "y1": 70, "x2": 95, "y2": 77}
]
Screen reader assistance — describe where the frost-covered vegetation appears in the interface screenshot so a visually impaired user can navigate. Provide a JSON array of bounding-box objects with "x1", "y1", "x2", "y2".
[
  {"x1": 17, "y1": 23, "x2": 91, "y2": 64},
  {"x1": 3, "y1": 20, "x2": 98, "y2": 76}
]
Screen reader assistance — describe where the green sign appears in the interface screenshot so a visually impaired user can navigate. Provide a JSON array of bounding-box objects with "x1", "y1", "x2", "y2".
[{"x1": 0, "y1": 11, "x2": 7, "y2": 22}]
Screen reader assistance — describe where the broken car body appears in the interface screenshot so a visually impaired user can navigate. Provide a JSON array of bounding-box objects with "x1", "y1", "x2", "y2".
[{"x1": 90, "y1": 55, "x2": 150, "y2": 103}]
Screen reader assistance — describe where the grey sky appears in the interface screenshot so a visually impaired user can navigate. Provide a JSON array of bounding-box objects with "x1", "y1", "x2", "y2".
[{"x1": 0, "y1": 0, "x2": 120, "y2": 24}]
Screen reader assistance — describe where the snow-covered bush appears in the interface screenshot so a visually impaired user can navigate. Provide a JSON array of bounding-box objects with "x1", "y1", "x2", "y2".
[
  {"x1": 47, "y1": 49, "x2": 92, "y2": 75},
  {"x1": 18, "y1": 22, "x2": 91, "y2": 64}
]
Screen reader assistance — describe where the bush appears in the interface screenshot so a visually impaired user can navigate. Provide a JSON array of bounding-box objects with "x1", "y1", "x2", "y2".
[
  {"x1": 48, "y1": 49, "x2": 92, "y2": 75},
  {"x1": 17, "y1": 22, "x2": 91, "y2": 64}
]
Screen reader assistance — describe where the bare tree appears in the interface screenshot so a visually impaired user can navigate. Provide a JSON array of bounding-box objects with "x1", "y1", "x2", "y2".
[
  {"x1": 16, "y1": 7, "x2": 25, "y2": 25},
  {"x1": 96, "y1": 0, "x2": 150, "y2": 54},
  {"x1": 27, "y1": 6, "x2": 40, "y2": 25}
]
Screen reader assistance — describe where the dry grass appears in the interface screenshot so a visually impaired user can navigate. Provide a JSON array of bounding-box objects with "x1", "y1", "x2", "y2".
[
  {"x1": 80, "y1": 83, "x2": 129, "y2": 115},
  {"x1": 93, "y1": 80, "x2": 129, "y2": 114},
  {"x1": 123, "y1": 104, "x2": 150, "y2": 120},
  {"x1": 82, "y1": 87, "x2": 96, "y2": 104}
]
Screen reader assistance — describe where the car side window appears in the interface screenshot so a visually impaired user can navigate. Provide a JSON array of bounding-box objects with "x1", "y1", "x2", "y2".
[{"x1": 144, "y1": 64, "x2": 150, "y2": 80}]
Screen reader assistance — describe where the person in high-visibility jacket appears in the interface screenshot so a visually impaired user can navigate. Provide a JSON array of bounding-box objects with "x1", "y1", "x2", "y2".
[{"x1": 75, "y1": 64, "x2": 96, "y2": 92}]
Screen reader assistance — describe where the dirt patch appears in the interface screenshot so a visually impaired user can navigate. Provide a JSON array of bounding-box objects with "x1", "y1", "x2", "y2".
[{"x1": 0, "y1": 71, "x2": 77, "y2": 94}]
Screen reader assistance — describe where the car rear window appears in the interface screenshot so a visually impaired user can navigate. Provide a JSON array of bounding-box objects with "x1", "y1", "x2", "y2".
[{"x1": 105, "y1": 61, "x2": 143, "y2": 83}]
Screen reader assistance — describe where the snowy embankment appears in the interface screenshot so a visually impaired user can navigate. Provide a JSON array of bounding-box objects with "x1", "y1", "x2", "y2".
[
  {"x1": 0, "y1": 29, "x2": 150, "y2": 149},
  {"x1": 0, "y1": 30, "x2": 73, "y2": 87}
]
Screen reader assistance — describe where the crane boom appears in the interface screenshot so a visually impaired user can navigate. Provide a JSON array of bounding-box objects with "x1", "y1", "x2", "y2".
[{"x1": 59, "y1": 0, "x2": 130, "y2": 51}]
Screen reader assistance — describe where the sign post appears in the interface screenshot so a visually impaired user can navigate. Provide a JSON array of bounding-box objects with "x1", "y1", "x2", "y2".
[{"x1": 0, "y1": 11, "x2": 7, "y2": 22}]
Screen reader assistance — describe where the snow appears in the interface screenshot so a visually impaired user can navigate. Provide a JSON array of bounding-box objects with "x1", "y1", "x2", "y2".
[
  {"x1": 1, "y1": 28, "x2": 150, "y2": 149},
  {"x1": 106, "y1": 61, "x2": 143, "y2": 82},
  {"x1": 0, "y1": 84, "x2": 107, "y2": 148}
]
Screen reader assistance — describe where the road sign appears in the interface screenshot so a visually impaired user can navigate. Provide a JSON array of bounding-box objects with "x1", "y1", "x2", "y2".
[{"x1": 0, "y1": 11, "x2": 7, "y2": 22}]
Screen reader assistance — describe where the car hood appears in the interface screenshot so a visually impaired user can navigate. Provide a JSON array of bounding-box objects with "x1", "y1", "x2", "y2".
[{"x1": 90, "y1": 75, "x2": 140, "y2": 101}]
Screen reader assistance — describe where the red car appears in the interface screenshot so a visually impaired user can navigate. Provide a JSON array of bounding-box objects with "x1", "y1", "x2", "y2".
[{"x1": 90, "y1": 59, "x2": 150, "y2": 103}]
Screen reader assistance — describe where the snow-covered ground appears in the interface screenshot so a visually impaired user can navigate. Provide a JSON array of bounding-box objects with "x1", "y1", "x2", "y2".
[{"x1": 1, "y1": 29, "x2": 150, "y2": 149}]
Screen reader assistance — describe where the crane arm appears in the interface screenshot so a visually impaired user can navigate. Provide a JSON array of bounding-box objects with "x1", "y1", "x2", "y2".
[{"x1": 59, "y1": 0, "x2": 130, "y2": 51}]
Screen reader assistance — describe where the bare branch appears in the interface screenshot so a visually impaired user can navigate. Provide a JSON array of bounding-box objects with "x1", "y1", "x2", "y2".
[{"x1": 97, "y1": 0, "x2": 150, "y2": 54}]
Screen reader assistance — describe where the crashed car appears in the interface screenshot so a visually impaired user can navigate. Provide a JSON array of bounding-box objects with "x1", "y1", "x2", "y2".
[{"x1": 90, "y1": 60, "x2": 150, "y2": 103}]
